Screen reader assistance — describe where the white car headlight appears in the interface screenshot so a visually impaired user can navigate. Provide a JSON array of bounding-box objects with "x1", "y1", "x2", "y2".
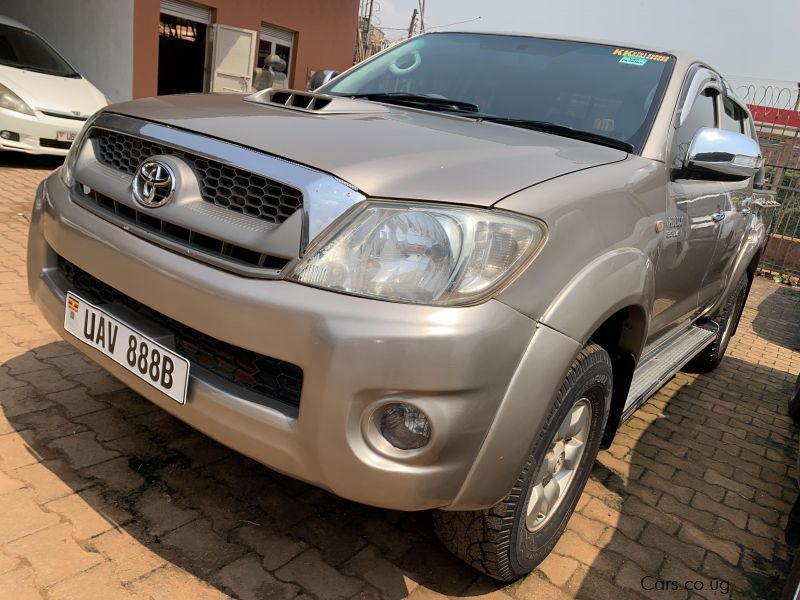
[
  {"x1": 0, "y1": 83, "x2": 35, "y2": 115},
  {"x1": 290, "y1": 201, "x2": 546, "y2": 306}
]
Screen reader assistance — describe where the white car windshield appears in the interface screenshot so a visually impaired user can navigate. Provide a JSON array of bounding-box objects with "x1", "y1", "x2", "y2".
[{"x1": 0, "y1": 23, "x2": 79, "y2": 78}]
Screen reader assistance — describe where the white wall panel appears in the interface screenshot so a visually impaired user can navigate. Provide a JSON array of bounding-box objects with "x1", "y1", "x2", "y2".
[{"x1": 0, "y1": 0, "x2": 135, "y2": 101}]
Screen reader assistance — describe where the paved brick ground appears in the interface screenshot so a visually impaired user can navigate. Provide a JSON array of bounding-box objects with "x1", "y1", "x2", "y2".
[{"x1": 1, "y1": 153, "x2": 799, "y2": 600}]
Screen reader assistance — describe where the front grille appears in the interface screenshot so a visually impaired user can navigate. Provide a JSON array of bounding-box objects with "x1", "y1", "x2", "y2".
[
  {"x1": 40, "y1": 110, "x2": 88, "y2": 121},
  {"x1": 57, "y1": 256, "x2": 303, "y2": 409},
  {"x1": 82, "y1": 189, "x2": 290, "y2": 271},
  {"x1": 40, "y1": 138, "x2": 72, "y2": 149},
  {"x1": 92, "y1": 129, "x2": 303, "y2": 225}
]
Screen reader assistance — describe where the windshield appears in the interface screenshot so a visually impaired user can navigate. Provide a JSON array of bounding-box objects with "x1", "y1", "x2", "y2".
[
  {"x1": 322, "y1": 33, "x2": 674, "y2": 152},
  {"x1": 0, "y1": 24, "x2": 79, "y2": 77}
]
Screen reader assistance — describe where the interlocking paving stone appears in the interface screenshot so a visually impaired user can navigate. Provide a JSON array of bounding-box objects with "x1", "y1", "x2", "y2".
[
  {"x1": 0, "y1": 154, "x2": 798, "y2": 598},
  {"x1": 4, "y1": 523, "x2": 104, "y2": 586}
]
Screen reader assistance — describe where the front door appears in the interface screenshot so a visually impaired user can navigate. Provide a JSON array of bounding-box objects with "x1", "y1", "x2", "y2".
[{"x1": 649, "y1": 78, "x2": 724, "y2": 341}]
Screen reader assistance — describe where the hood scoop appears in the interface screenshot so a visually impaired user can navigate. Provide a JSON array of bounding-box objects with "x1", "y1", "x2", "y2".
[{"x1": 244, "y1": 88, "x2": 390, "y2": 115}]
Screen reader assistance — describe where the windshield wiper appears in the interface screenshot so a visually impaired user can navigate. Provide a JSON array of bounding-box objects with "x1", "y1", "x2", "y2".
[
  {"x1": 348, "y1": 93, "x2": 480, "y2": 113},
  {"x1": 29, "y1": 67, "x2": 80, "y2": 78},
  {"x1": 476, "y1": 117, "x2": 634, "y2": 153},
  {"x1": 0, "y1": 60, "x2": 81, "y2": 77}
]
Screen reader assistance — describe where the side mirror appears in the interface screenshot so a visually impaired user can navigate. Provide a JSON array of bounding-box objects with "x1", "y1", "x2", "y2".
[
  {"x1": 685, "y1": 127, "x2": 762, "y2": 180},
  {"x1": 308, "y1": 70, "x2": 340, "y2": 92}
]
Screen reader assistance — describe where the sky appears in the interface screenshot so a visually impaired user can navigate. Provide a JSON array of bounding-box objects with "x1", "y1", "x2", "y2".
[{"x1": 370, "y1": 0, "x2": 799, "y2": 87}]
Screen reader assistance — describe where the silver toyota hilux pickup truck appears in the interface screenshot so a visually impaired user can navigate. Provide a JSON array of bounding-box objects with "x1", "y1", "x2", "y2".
[{"x1": 28, "y1": 32, "x2": 777, "y2": 580}]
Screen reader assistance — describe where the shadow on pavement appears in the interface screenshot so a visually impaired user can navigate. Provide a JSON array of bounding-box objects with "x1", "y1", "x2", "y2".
[
  {"x1": 568, "y1": 355, "x2": 798, "y2": 599},
  {"x1": 2, "y1": 278, "x2": 798, "y2": 598},
  {"x1": 751, "y1": 284, "x2": 800, "y2": 351},
  {"x1": 2, "y1": 341, "x2": 491, "y2": 599}
]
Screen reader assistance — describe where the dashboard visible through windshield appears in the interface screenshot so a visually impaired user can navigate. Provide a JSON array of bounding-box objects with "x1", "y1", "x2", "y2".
[{"x1": 322, "y1": 33, "x2": 675, "y2": 153}]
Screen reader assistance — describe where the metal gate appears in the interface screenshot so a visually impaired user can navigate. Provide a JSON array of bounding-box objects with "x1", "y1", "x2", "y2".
[{"x1": 735, "y1": 81, "x2": 800, "y2": 284}]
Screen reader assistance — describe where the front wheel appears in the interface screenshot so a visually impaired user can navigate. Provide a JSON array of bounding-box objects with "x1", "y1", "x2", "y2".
[{"x1": 433, "y1": 343, "x2": 612, "y2": 582}]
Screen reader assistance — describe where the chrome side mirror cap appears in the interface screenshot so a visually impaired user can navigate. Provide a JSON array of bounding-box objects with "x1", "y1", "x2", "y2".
[
  {"x1": 308, "y1": 70, "x2": 341, "y2": 92},
  {"x1": 685, "y1": 127, "x2": 763, "y2": 179}
]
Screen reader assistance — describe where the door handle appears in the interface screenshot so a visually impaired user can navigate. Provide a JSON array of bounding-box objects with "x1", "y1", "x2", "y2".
[{"x1": 711, "y1": 212, "x2": 725, "y2": 222}]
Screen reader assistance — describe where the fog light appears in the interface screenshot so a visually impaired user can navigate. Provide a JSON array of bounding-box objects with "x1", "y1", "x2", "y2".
[
  {"x1": 377, "y1": 403, "x2": 432, "y2": 450},
  {"x1": 0, "y1": 130, "x2": 19, "y2": 141}
]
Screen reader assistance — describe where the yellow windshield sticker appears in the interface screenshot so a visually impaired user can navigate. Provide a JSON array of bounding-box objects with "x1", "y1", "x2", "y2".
[{"x1": 612, "y1": 48, "x2": 670, "y2": 63}]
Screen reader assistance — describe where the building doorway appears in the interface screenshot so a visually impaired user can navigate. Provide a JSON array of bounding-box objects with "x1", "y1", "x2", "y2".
[
  {"x1": 258, "y1": 24, "x2": 294, "y2": 83},
  {"x1": 158, "y1": 13, "x2": 207, "y2": 95},
  {"x1": 158, "y1": 1, "x2": 212, "y2": 95}
]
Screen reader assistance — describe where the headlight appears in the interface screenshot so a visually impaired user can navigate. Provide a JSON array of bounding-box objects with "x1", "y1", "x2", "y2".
[
  {"x1": 60, "y1": 110, "x2": 103, "y2": 187},
  {"x1": 290, "y1": 201, "x2": 546, "y2": 306},
  {"x1": 0, "y1": 83, "x2": 35, "y2": 115}
]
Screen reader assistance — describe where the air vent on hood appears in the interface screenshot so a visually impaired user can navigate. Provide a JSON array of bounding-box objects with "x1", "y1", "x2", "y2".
[{"x1": 244, "y1": 88, "x2": 389, "y2": 115}]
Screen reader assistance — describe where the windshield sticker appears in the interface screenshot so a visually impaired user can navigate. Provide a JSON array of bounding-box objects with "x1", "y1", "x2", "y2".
[
  {"x1": 620, "y1": 56, "x2": 648, "y2": 66},
  {"x1": 612, "y1": 48, "x2": 670, "y2": 63}
]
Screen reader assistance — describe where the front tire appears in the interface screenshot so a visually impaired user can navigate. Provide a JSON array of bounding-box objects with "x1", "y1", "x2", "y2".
[{"x1": 433, "y1": 343, "x2": 612, "y2": 582}]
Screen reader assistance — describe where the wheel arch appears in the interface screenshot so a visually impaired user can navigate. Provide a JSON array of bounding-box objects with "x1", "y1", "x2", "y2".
[
  {"x1": 538, "y1": 248, "x2": 654, "y2": 450},
  {"x1": 747, "y1": 249, "x2": 760, "y2": 284},
  {"x1": 538, "y1": 247, "x2": 654, "y2": 355},
  {"x1": 587, "y1": 305, "x2": 648, "y2": 448},
  {"x1": 706, "y1": 231, "x2": 761, "y2": 317}
]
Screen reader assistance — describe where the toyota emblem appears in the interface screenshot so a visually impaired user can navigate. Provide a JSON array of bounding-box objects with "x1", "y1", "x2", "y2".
[{"x1": 132, "y1": 160, "x2": 176, "y2": 208}]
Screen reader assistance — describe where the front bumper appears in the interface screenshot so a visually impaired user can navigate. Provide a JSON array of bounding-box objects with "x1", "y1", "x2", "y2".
[
  {"x1": 28, "y1": 172, "x2": 581, "y2": 510},
  {"x1": 0, "y1": 107, "x2": 83, "y2": 156}
]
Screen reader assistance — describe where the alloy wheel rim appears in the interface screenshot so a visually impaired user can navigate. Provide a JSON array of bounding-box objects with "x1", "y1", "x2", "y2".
[{"x1": 525, "y1": 398, "x2": 592, "y2": 532}]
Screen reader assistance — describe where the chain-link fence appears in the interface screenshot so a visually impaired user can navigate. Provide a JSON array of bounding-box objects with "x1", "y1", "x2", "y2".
[{"x1": 733, "y1": 80, "x2": 800, "y2": 284}]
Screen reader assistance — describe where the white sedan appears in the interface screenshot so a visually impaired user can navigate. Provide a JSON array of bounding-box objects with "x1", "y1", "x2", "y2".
[{"x1": 0, "y1": 15, "x2": 108, "y2": 156}]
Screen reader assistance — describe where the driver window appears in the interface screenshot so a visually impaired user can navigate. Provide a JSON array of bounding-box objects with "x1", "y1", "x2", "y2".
[{"x1": 672, "y1": 88, "x2": 717, "y2": 169}]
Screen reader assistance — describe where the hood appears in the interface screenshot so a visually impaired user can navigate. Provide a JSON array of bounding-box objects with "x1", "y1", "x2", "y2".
[
  {"x1": 0, "y1": 65, "x2": 107, "y2": 118},
  {"x1": 109, "y1": 93, "x2": 628, "y2": 206}
]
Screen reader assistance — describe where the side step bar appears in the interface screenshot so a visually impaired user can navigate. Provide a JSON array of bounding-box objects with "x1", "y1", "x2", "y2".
[{"x1": 622, "y1": 323, "x2": 717, "y2": 420}]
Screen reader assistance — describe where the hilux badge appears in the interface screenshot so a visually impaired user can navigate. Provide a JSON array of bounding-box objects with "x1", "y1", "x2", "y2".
[
  {"x1": 665, "y1": 215, "x2": 684, "y2": 238},
  {"x1": 132, "y1": 160, "x2": 176, "y2": 208}
]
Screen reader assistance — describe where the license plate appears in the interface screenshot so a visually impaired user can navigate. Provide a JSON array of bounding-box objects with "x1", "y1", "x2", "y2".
[
  {"x1": 63, "y1": 293, "x2": 190, "y2": 404},
  {"x1": 57, "y1": 131, "x2": 76, "y2": 143}
]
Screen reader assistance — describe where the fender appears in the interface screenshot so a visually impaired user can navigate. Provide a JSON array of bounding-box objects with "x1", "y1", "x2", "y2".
[
  {"x1": 450, "y1": 249, "x2": 654, "y2": 508},
  {"x1": 539, "y1": 248, "x2": 655, "y2": 360},
  {"x1": 451, "y1": 322, "x2": 581, "y2": 509}
]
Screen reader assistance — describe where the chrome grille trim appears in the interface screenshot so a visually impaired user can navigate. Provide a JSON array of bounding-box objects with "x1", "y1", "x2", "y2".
[
  {"x1": 86, "y1": 112, "x2": 366, "y2": 246},
  {"x1": 93, "y1": 128, "x2": 303, "y2": 224},
  {"x1": 39, "y1": 110, "x2": 89, "y2": 121}
]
